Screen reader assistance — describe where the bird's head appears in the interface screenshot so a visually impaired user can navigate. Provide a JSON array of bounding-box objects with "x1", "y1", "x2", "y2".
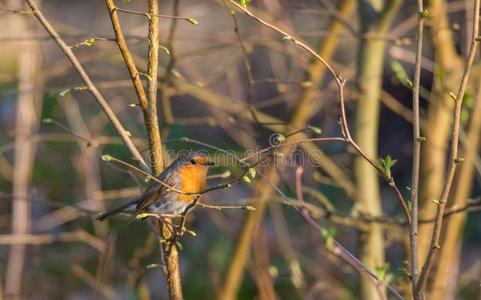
[{"x1": 182, "y1": 151, "x2": 215, "y2": 167}]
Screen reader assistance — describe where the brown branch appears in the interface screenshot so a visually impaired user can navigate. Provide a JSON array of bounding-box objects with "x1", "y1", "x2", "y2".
[
  {"x1": 104, "y1": 0, "x2": 148, "y2": 109},
  {"x1": 146, "y1": 0, "x2": 164, "y2": 174},
  {"x1": 24, "y1": 0, "x2": 148, "y2": 170},
  {"x1": 409, "y1": 1, "x2": 426, "y2": 297},
  {"x1": 339, "y1": 81, "x2": 412, "y2": 225},
  {"x1": 104, "y1": 0, "x2": 163, "y2": 173}
]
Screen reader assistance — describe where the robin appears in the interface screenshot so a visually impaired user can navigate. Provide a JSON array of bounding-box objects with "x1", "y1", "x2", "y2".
[{"x1": 96, "y1": 151, "x2": 215, "y2": 221}]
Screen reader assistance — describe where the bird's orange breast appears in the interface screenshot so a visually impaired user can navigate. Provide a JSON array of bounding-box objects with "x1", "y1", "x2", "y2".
[{"x1": 177, "y1": 165, "x2": 207, "y2": 203}]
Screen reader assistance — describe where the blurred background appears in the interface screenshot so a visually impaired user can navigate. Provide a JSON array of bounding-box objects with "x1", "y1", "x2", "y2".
[{"x1": 0, "y1": 0, "x2": 480, "y2": 299}]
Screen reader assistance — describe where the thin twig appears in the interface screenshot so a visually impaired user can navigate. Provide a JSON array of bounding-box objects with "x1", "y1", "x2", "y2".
[
  {"x1": 114, "y1": 7, "x2": 198, "y2": 24},
  {"x1": 338, "y1": 80, "x2": 412, "y2": 224}
]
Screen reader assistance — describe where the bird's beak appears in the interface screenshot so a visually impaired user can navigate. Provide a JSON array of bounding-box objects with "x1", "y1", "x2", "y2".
[{"x1": 206, "y1": 160, "x2": 215, "y2": 166}]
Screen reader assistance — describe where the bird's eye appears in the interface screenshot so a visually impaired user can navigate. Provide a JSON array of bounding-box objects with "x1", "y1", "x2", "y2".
[{"x1": 190, "y1": 159, "x2": 196, "y2": 165}]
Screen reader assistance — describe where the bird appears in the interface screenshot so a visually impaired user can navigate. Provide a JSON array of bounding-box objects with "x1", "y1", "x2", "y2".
[{"x1": 96, "y1": 151, "x2": 215, "y2": 221}]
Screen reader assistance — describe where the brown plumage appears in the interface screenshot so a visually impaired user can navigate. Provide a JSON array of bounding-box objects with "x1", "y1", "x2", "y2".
[{"x1": 96, "y1": 151, "x2": 214, "y2": 221}]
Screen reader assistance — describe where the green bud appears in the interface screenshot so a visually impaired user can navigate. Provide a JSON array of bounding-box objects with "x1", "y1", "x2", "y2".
[
  {"x1": 146, "y1": 264, "x2": 160, "y2": 269},
  {"x1": 405, "y1": 78, "x2": 413, "y2": 88},
  {"x1": 420, "y1": 9, "x2": 429, "y2": 18},
  {"x1": 308, "y1": 125, "x2": 322, "y2": 135},
  {"x1": 101, "y1": 155, "x2": 112, "y2": 161},
  {"x1": 248, "y1": 168, "x2": 256, "y2": 178},
  {"x1": 186, "y1": 18, "x2": 199, "y2": 25},
  {"x1": 454, "y1": 157, "x2": 464, "y2": 164},
  {"x1": 59, "y1": 88, "x2": 71, "y2": 96},
  {"x1": 449, "y1": 92, "x2": 457, "y2": 101},
  {"x1": 160, "y1": 46, "x2": 170, "y2": 55}
]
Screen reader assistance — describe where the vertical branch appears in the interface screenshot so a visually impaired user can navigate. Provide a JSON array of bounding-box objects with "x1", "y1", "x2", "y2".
[
  {"x1": 417, "y1": 0, "x2": 462, "y2": 263},
  {"x1": 104, "y1": 0, "x2": 163, "y2": 172},
  {"x1": 6, "y1": 9, "x2": 43, "y2": 298},
  {"x1": 410, "y1": 0, "x2": 425, "y2": 298},
  {"x1": 429, "y1": 71, "x2": 481, "y2": 300},
  {"x1": 146, "y1": 0, "x2": 164, "y2": 173},
  {"x1": 104, "y1": 0, "x2": 148, "y2": 109},
  {"x1": 415, "y1": 0, "x2": 481, "y2": 294},
  {"x1": 147, "y1": 1, "x2": 182, "y2": 299}
]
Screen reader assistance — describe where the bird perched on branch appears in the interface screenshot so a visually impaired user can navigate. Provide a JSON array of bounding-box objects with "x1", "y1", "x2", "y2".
[{"x1": 96, "y1": 151, "x2": 215, "y2": 221}]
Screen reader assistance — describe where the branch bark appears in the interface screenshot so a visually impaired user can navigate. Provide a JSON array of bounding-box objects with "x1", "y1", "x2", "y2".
[
  {"x1": 146, "y1": 1, "x2": 182, "y2": 298},
  {"x1": 409, "y1": 0, "x2": 426, "y2": 297}
]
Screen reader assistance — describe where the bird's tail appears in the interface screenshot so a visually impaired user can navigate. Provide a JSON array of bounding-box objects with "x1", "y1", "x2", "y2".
[{"x1": 95, "y1": 201, "x2": 135, "y2": 221}]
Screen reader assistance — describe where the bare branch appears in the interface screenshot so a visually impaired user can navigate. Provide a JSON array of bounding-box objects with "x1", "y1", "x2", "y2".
[{"x1": 24, "y1": 0, "x2": 148, "y2": 170}]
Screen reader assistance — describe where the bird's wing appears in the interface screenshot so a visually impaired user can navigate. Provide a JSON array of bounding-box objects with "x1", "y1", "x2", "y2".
[{"x1": 132, "y1": 170, "x2": 178, "y2": 218}]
